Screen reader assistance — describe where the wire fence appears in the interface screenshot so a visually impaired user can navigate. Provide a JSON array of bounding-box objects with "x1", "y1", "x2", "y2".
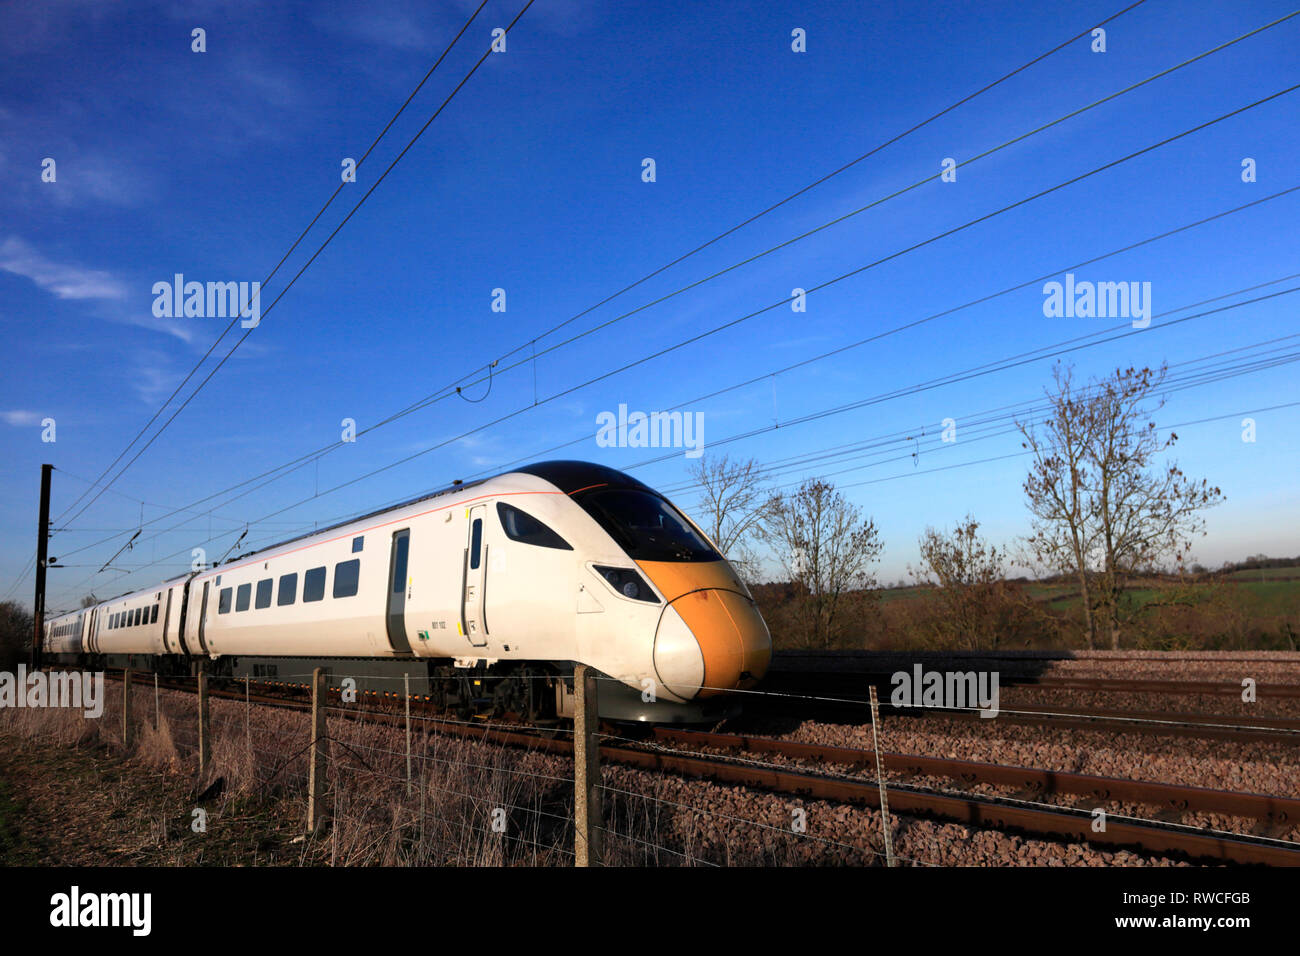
[{"x1": 1, "y1": 664, "x2": 1297, "y2": 867}]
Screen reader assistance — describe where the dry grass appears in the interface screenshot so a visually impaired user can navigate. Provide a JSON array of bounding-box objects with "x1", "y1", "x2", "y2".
[{"x1": 0, "y1": 676, "x2": 847, "y2": 867}]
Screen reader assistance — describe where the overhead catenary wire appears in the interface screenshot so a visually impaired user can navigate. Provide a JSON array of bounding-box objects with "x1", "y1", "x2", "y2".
[
  {"x1": 50, "y1": 0, "x2": 495, "y2": 530},
  {"x1": 50, "y1": 287, "x2": 1299, "y2": 605},
  {"x1": 41, "y1": 0, "x2": 1204, "y2": 540},
  {"x1": 45, "y1": 93, "x2": 1300, "y2": 594},
  {"x1": 45, "y1": 260, "x2": 1300, "y2": 602},
  {"x1": 205, "y1": 8, "x2": 1299, "y2": 484},
  {"x1": 54, "y1": 0, "x2": 534, "y2": 533}
]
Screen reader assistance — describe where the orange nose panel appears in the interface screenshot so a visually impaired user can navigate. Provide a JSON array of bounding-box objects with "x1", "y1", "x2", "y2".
[{"x1": 638, "y1": 560, "x2": 772, "y2": 696}]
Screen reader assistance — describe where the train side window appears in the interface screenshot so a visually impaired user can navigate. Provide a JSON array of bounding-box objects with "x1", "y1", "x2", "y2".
[
  {"x1": 303, "y1": 567, "x2": 326, "y2": 602},
  {"x1": 134, "y1": 608, "x2": 142, "y2": 626},
  {"x1": 496, "y1": 502, "x2": 573, "y2": 551},
  {"x1": 219, "y1": 588, "x2": 233, "y2": 614},
  {"x1": 255, "y1": 578, "x2": 273, "y2": 609},
  {"x1": 151, "y1": 604, "x2": 159, "y2": 624},
  {"x1": 236, "y1": 583, "x2": 252, "y2": 612},
  {"x1": 392, "y1": 535, "x2": 409, "y2": 593},
  {"x1": 470, "y1": 518, "x2": 483, "y2": 570},
  {"x1": 352, "y1": 536, "x2": 364, "y2": 553},
  {"x1": 277, "y1": 573, "x2": 298, "y2": 606},
  {"x1": 333, "y1": 559, "x2": 360, "y2": 598}
]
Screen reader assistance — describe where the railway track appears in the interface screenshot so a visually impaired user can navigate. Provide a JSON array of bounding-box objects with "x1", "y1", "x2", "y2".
[
  {"x1": 754, "y1": 671, "x2": 1300, "y2": 742},
  {"x1": 650, "y1": 727, "x2": 1300, "y2": 827},
  {"x1": 109, "y1": 671, "x2": 1300, "y2": 867},
  {"x1": 765, "y1": 668, "x2": 1300, "y2": 698}
]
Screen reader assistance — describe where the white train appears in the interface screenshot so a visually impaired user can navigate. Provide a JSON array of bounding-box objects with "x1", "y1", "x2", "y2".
[{"x1": 42, "y1": 461, "x2": 772, "y2": 722}]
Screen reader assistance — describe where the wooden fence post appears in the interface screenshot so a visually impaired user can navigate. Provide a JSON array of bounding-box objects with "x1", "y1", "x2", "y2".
[
  {"x1": 197, "y1": 671, "x2": 210, "y2": 776},
  {"x1": 154, "y1": 673, "x2": 160, "y2": 730},
  {"x1": 404, "y1": 672, "x2": 412, "y2": 794},
  {"x1": 574, "y1": 665, "x2": 603, "y2": 866},
  {"x1": 307, "y1": 667, "x2": 330, "y2": 834},
  {"x1": 121, "y1": 668, "x2": 132, "y2": 748},
  {"x1": 868, "y1": 685, "x2": 896, "y2": 867}
]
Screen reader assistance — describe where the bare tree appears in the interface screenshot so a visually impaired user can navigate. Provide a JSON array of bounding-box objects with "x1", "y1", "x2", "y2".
[
  {"x1": 760, "y1": 479, "x2": 884, "y2": 648},
  {"x1": 1087, "y1": 366, "x2": 1223, "y2": 648},
  {"x1": 1020, "y1": 363, "x2": 1223, "y2": 649},
  {"x1": 1020, "y1": 364, "x2": 1101, "y2": 647},
  {"x1": 911, "y1": 515, "x2": 1018, "y2": 650},
  {"x1": 687, "y1": 455, "x2": 768, "y2": 580}
]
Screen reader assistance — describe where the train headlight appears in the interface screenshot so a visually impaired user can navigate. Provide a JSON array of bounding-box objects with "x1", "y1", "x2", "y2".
[{"x1": 593, "y1": 566, "x2": 658, "y2": 603}]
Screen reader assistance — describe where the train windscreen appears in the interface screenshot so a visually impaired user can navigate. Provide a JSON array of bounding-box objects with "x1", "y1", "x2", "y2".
[{"x1": 577, "y1": 489, "x2": 719, "y2": 562}]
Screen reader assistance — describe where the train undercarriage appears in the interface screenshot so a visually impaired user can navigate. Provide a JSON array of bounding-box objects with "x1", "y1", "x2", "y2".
[{"x1": 52, "y1": 653, "x2": 738, "y2": 724}]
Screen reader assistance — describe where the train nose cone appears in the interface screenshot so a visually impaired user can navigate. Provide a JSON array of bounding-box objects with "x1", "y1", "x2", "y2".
[
  {"x1": 652, "y1": 607, "x2": 706, "y2": 701},
  {"x1": 639, "y1": 559, "x2": 772, "y2": 700},
  {"x1": 664, "y1": 587, "x2": 771, "y2": 696},
  {"x1": 639, "y1": 556, "x2": 769, "y2": 697}
]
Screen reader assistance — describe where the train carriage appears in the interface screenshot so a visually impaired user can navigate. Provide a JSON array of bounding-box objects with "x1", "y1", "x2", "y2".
[{"x1": 43, "y1": 461, "x2": 772, "y2": 722}]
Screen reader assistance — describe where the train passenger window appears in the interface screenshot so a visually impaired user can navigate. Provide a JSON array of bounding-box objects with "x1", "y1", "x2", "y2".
[
  {"x1": 496, "y1": 502, "x2": 573, "y2": 551},
  {"x1": 277, "y1": 573, "x2": 298, "y2": 606},
  {"x1": 218, "y1": 587, "x2": 233, "y2": 614},
  {"x1": 391, "y1": 536, "x2": 409, "y2": 593},
  {"x1": 352, "y1": 536, "x2": 364, "y2": 553},
  {"x1": 470, "y1": 518, "x2": 483, "y2": 570},
  {"x1": 303, "y1": 567, "x2": 326, "y2": 602},
  {"x1": 134, "y1": 608, "x2": 142, "y2": 626},
  {"x1": 151, "y1": 604, "x2": 159, "y2": 624},
  {"x1": 255, "y1": 578, "x2": 273, "y2": 609},
  {"x1": 236, "y1": 583, "x2": 252, "y2": 612},
  {"x1": 333, "y1": 559, "x2": 360, "y2": 598}
]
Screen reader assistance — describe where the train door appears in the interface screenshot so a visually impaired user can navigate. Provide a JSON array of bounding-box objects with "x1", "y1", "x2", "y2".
[
  {"x1": 161, "y1": 588, "x2": 175, "y2": 653},
  {"x1": 177, "y1": 579, "x2": 193, "y2": 655},
  {"x1": 196, "y1": 581, "x2": 210, "y2": 654},
  {"x1": 385, "y1": 529, "x2": 413, "y2": 654},
  {"x1": 461, "y1": 504, "x2": 488, "y2": 647}
]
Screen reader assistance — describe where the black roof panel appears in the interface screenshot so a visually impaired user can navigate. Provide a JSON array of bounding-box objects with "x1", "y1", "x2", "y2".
[{"x1": 513, "y1": 460, "x2": 653, "y2": 495}]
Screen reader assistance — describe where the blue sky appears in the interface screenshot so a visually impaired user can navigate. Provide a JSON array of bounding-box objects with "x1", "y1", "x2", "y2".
[{"x1": 2, "y1": 0, "x2": 1297, "y2": 611}]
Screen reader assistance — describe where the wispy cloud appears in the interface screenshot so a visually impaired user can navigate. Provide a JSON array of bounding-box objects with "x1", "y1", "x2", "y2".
[
  {"x1": 0, "y1": 236, "x2": 129, "y2": 300},
  {"x1": 1, "y1": 410, "x2": 45, "y2": 427},
  {"x1": 0, "y1": 237, "x2": 203, "y2": 344}
]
